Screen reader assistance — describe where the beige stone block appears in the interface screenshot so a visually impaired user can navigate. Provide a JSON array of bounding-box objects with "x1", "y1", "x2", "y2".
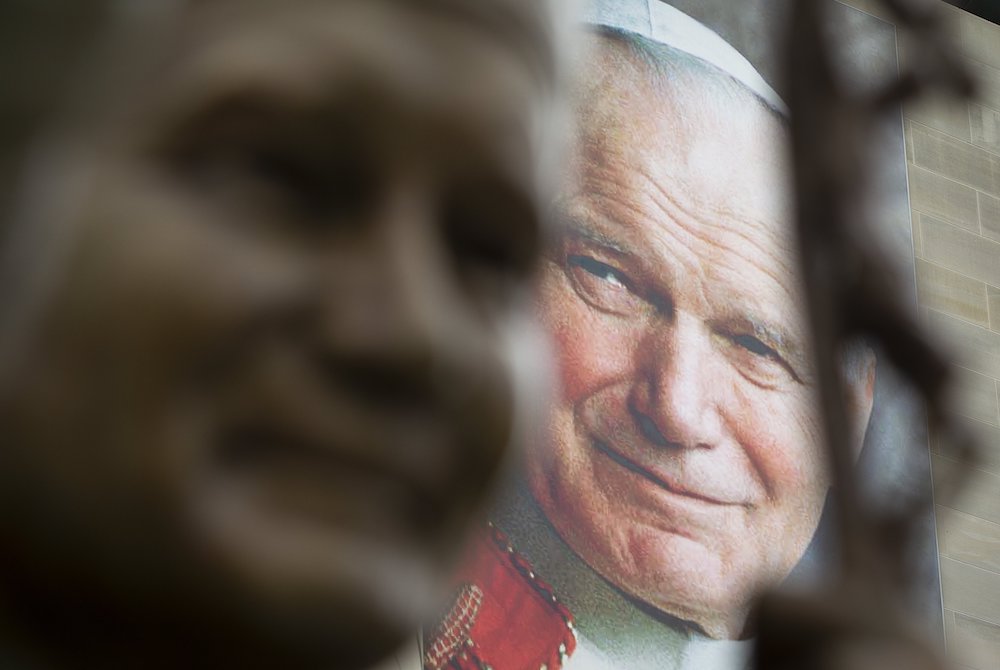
[
  {"x1": 940, "y1": 556, "x2": 1000, "y2": 626},
  {"x1": 965, "y1": 59, "x2": 1000, "y2": 118},
  {"x1": 947, "y1": 609, "x2": 1000, "y2": 670},
  {"x1": 905, "y1": 118, "x2": 914, "y2": 163},
  {"x1": 937, "y1": 506, "x2": 1000, "y2": 574},
  {"x1": 933, "y1": 453, "x2": 1000, "y2": 526},
  {"x1": 921, "y1": 217, "x2": 1000, "y2": 288},
  {"x1": 971, "y1": 104, "x2": 1000, "y2": 155},
  {"x1": 957, "y1": 9, "x2": 1000, "y2": 73},
  {"x1": 945, "y1": 608, "x2": 958, "y2": 654},
  {"x1": 905, "y1": 96, "x2": 972, "y2": 143},
  {"x1": 943, "y1": 609, "x2": 955, "y2": 652},
  {"x1": 990, "y1": 285, "x2": 1000, "y2": 333},
  {"x1": 915, "y1": 259, "x2": 990, "y2": 327},
  {"x1": 981, "y1": 192, "x2": 1000, "y2": 244},
  {"x1": 833, "y1": 0, "x2": 895, "y2": 22},
  {"x1": 930, "y1": 413, "x2": 1000, "y2": 477},
  {"x1": 945, "y1": 608, "x2": 956, "y2": 652},
  {"x1": 912, "y1": 208, "x2": 924, "y2": 258},
  {"x1": 951, "y1": 365, "x2": 1000, "y2": 427},
  {"x1": 927, "y1": 308, "x2": 1000, "y2": 380},
  {"x1": 911, "y1": 123, "x2": 1000, "y2": 197},
  {"x1": 908, "y1": 164, "x2": 981, "y2": 232}
]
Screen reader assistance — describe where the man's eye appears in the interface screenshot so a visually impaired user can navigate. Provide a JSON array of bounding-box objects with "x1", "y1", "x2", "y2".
[
  {"x1": 566, "y1": 255, "x2": 646, "y2": 316},
  {"x1": 724, "y1": 331, "x2": 802, "y2": 387},
  {"x1": 732, "y1": 333, "x2": 780, "y2": 360},
  {"x1": 570, "y1": 256, "x2": 628, "y2": 287}
]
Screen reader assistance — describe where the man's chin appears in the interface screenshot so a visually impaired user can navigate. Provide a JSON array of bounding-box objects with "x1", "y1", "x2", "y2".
[
  {"x1": 638, "y1": 577, "x2": 754, "y2": 640},
  {"x1": 567, "y1": 526, "x2": 752, "y2": 639}
]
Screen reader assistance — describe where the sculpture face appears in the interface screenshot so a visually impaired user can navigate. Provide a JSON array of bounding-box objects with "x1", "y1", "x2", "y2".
[
  {"x1": 0, "y1": 1, "x2": 548, "y2": 666},
  {"x1": 526, "y1": 54, "x2": 859, "y2": 640}
]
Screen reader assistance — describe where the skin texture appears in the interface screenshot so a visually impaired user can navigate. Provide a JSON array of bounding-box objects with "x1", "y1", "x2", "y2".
[
  {"x1": 526, "y1": 39, "x2": 875, "y2": 640},
  {"x1": 0, "y1": 2, "x2": 551, "y2": 668}
]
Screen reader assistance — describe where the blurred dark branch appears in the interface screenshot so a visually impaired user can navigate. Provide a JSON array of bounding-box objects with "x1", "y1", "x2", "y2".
[{"x1": 755, "y1": 0, "x2": 980, "y2": 667}]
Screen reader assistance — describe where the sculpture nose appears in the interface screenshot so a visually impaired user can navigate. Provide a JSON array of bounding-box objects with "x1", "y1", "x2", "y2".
[
  {"x1": 313, "y1": 180, "x2": 455, "y2": 410},
  {"x1": 629, "y1": 313, "x2": 724, "y2": 450}
]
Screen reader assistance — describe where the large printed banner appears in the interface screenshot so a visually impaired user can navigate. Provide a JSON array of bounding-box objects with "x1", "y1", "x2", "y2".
[{"x1": 426, "y1": 2, "x2": 938, "y2": 669}]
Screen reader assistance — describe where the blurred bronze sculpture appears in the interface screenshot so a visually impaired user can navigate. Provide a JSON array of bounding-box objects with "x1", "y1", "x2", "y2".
[
  {"x1": 0, "y1": 1, "x2": 564, "y2": 668},
  {"x1": 755, "y1": 0, "x2": 978, "y2": 669}
]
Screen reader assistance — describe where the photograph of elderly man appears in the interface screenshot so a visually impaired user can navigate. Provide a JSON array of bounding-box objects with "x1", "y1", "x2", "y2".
[{"x1": 423, "y1": 2, "x2": 935, "y2": 670}]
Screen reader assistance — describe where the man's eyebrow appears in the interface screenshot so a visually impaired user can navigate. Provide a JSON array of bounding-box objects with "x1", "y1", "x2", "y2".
[
  {"x1": 555, "y1": 209, "x2": 628, "y2": 254},
  {"x1": 733, "y1": 313, "x2": 804, "y2": 361}
]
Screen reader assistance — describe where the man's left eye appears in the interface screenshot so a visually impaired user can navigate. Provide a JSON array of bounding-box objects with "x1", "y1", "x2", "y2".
[
  {"x1": 724, "y1": 331, "x2": 804, "y2": 386},
  {"x1": 732, "y1": 333, "x2": 780, "y2": 360}
]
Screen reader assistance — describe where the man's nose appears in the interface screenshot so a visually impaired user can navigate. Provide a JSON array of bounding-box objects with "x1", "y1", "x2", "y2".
[
  {"x1": 313, "y1": 186, "x2": 455, "y2": 409},
  {"x1": 629, "y1": 315, "x2": 724, "y2": 450}
]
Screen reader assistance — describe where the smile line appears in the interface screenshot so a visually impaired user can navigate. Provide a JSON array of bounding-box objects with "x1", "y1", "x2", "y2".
[{"x1": 590, "y1": 438, "x2": 735, "y2": 507}]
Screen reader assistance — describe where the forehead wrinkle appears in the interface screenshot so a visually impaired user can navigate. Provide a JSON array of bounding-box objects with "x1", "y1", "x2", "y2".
[
  {"x1": 631, "y1": 160, "x2": 804, "y2": 312},
  {"x1": 581, "y1": 151, "x2": 798, "y2": 318},
  {"x1": 578, "y1": 170, "x2": 715, "y2": 309},
  {"x1": 642, "y1": 168, "x2": 785, "y2": 255},
  {"x1": 556, "y1": 208, "x2": 627, "y2": 254},
  {"x1": 633, "y1": 149, "x2": 796, "y2": 283},
  {"x1": 595, "y1": 167, "x2": 808, "y2": 363},
  {"x1": 576, "y1": 69, "x2": 797, "y2": 291}
]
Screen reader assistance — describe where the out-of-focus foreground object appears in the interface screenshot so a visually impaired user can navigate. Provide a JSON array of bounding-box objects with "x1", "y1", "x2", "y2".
[
  {"x1": 0, "y1": 1, "x2": 567, "y2": 668},
  {"x1": 756, "y1": 0, "x2": 978, "y2": 669}
]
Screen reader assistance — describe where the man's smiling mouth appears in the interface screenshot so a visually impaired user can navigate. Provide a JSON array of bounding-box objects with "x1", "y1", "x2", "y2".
[{"x1": 590, "y1": 437, "x2": 743, "y2": 507}]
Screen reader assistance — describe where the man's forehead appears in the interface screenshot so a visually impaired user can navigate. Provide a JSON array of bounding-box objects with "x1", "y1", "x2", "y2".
[
  {"x1": 573, "y1": 54, "x2": 793, "y2": 228},
  {"x1": 579, "y1": 33, "x2": 776, "y2": 128}
]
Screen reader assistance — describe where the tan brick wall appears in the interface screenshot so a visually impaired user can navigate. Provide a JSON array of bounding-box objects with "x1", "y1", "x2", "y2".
[{"x1": 842, "y1": 2, "x2": 1000, "y2": 667}]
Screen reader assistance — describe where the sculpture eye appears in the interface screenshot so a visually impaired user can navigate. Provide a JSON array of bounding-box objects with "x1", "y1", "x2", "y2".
[
  {"x1": 442, "y1": 179, "x2": 541, "y2": 308},
  {"x1": 566, "y1": 254, "x2": 647, "y2": 316},
  {"x1": 158, "y1": 95, "x2": 380, "y2": 229},
  {"x1": 180, "y1": 135, "x2": 378, "y2": 226}
]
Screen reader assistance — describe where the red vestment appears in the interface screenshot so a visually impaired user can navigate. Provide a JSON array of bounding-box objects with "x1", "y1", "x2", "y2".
[{"x1": 424, "y1": 525, "x2": 578, "y2": 670}]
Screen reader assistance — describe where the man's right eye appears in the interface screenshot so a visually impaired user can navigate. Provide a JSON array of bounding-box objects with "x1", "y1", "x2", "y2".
[{"x1": 566, "y1": 255, "x2": 646, "y2": 316}]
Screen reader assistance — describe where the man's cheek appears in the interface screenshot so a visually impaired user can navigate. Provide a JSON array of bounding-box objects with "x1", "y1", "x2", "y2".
[
  {"x1": 730, "y1": 386, "x2": 828, "y2": 497},
  {"x1": 538, "y1": 291, "x2": 635, "y2": 406}
]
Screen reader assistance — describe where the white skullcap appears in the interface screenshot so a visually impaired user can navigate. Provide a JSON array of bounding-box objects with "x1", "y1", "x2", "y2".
[{"x1": 582, "y1": 0, "x2": 788, "y2": 115}]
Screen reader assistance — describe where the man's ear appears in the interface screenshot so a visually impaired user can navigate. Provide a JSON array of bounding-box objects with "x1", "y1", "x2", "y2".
[{"x1": 842, "y1": 345, "x2": 876, "y2": 463}]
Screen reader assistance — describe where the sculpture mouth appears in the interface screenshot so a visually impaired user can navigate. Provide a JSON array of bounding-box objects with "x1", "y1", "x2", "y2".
[{"x1": 212, "y1": 422, "x2": 443, "y2": 537}]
